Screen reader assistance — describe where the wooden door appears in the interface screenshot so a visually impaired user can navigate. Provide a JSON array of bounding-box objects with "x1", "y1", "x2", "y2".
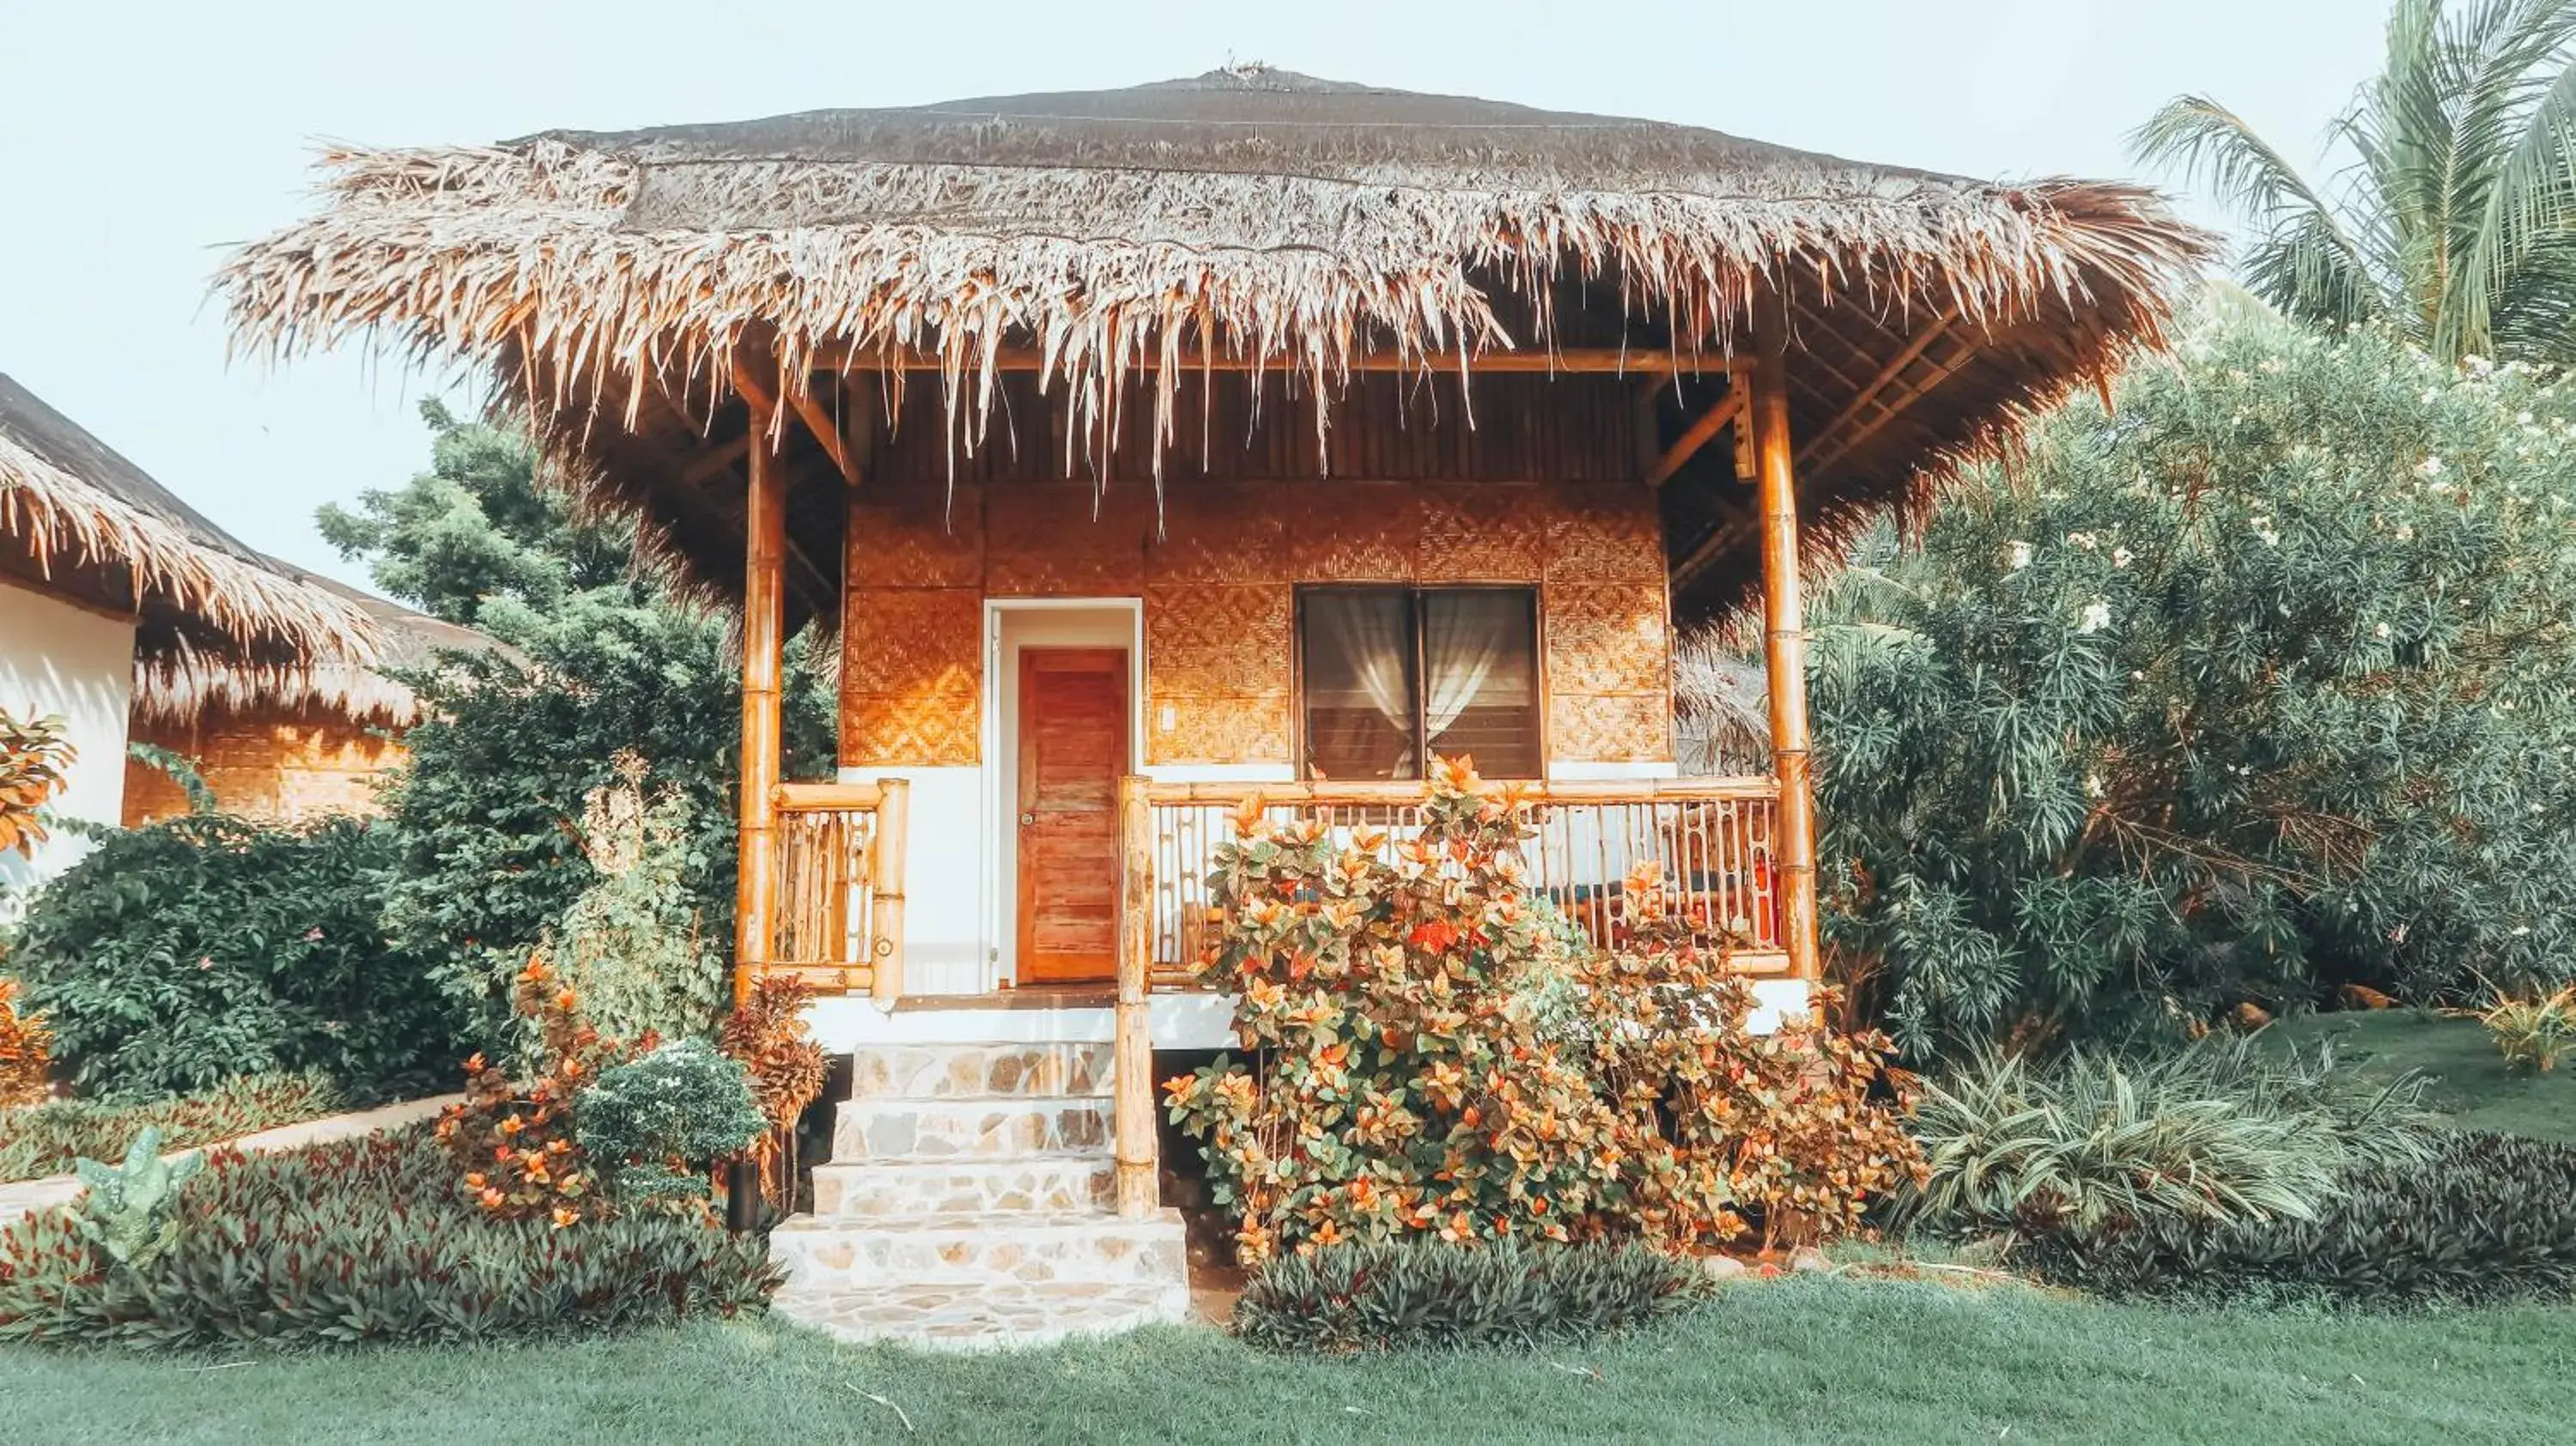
[{"x1": 1016, "y1": 647, "x2": 1129, "y2": 983}]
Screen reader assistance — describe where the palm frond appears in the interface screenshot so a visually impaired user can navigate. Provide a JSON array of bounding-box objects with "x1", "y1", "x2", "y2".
[{"x1": 2131, "y1": 97, "x2": 2386, "y2": 328}]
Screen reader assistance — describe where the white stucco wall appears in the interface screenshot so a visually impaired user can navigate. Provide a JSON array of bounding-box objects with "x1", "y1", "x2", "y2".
[{"x1": 0, "y1": 578, "x2": 136, "y2": 901}]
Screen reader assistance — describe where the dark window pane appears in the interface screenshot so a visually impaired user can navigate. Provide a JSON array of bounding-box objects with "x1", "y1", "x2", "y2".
[
  {"x1": 1302, "y1": 590, "x2": 1418, "y2": 780},
  {"x1": 1423, "y1": 591, "x2": 1540, "y2": 778}
]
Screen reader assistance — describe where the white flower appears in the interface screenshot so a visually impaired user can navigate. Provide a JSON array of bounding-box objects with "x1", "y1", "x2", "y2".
[
  {"x1": 2255, "y1": 525, "x2": 2281, "y2": 547},
  {"x1": 2006, "y1": 541, "x2": 2032, "y2": 571},
  {"x1": 2066, "y1": 531, "x2": 2099, "y2": 551},
  {"x1": 2111, "y1": 546, "x2": 2135, "y2": 569},
  {"x1": 2396, "y1": 524, "x2": 2415, "y2": 542},
  {"x1": 2373, "y1": 621, "x2": 2391, "y2": 640},
  {"x1": 2076, "y1": 601, "x2": 2111, "y2": 635},
  {"x1": 2130, "y1": 670, "x2": 2146, "y2": 682},
  {"x1": 2084, "y1": 773, "x2": 2105, "y2": 799},
  {"x1": 2465, "y1": 354, "x2": 2494, "y2": 374},
  {"x1": 2420, "y1": 389, "x2": 2443, "y2": 404},
  {"x1": 2518, "y1": 411, "x2": 2536, "y2": 426},
  {"x1": 2427, "y1": 480, "x2": 2455, "y2": 495},
  {"x1": 2512, "y1": 925, "x2": 2532, "y2": 936},
  {"x1": 2418, "y1": 455, "x2": 2444, "y2": 476}
]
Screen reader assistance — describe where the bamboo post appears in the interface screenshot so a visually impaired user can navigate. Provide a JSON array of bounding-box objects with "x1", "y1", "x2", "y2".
[
  {"x1": 870, "y1": 777, "x2": 910, "y2": 1006},
  {"x1": 1114, "y1": 775, "x2": 1158, "y2": 1218},
  {"x1": 1752, "y1": 290, "x2": 1823, "y2": 983},
  {"x1": 732, "y1": 406, "x2": 787, "y2": 1006}
]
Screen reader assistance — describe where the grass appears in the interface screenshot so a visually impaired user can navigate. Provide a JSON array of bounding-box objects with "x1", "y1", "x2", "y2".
[
  {"x1": 0, "y1": 1279, "x2": 2571, "y2": 1445},
  {"x1": 2264, "y1": 1010, "x2": 2576, "y2": 1144}
]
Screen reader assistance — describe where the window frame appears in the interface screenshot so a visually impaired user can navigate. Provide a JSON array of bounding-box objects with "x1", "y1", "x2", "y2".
[{"x1": 1292, "y1": 583, "x2": 1546, "y2": 781}]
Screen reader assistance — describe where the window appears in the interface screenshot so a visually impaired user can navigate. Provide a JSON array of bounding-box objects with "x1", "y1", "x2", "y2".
[{"x1": 1298, "y1": 586, "x2": 1542, "y2": 781}]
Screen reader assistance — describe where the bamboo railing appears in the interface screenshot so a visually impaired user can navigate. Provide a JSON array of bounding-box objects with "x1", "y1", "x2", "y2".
[{"x1": 749, "y1": 779, "x2": 910, "y2": 1000}]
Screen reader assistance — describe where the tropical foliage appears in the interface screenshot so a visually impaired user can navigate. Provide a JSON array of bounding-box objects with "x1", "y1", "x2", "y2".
[
  {"x1": 1802, "y1": 301, "x2": 2576, "y2": 1053},
  {"x1": 325, "y1": 399, "x2": 832, "y2": 1047},
  {"x1": 1167, "y1": 758, "x2": 1922, "y2": 1265},
  {"x1": 2135, "y1": 0, "x2": 2576, "y2": 365},
  {"x1": 436, "y1": 958, "x2": 630, "y2": 1226},
  {"x1": 0, "y1": 978, "x2": 48, "y2": 1109},
  {"x1": 9, "y1": 815, "x2": 461, "y2": 1104},
  {"x1": 0, "y1": 1127, "x2": 778, "y2": 1347},
  {"x1": 573, "y1": 1041, "x2": 766, "y2": 1205},
  {"x1": 1898, "y1": 1036, "x2": 2436, "y2": 1236},
  {"x1": 2478, "y1": 984, "x2": 2576, "y2": 1073},
  {"x1": 1233, "y1": 1237, "x2": 1710, "y2": 1352},
  {"x1": 549, "y1": 755, "x2": 726, "y2": 1047},
  {"x1": 0, "y1": 1073, "x2": 338, "y2": 1184},
  {"x1": 0, "y1": 708, "x2": 74, "y2": 862}
]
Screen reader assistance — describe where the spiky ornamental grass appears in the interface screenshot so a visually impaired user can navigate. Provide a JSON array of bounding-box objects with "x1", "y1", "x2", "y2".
[{"x1": 1801, "y1": 299, "x2": 2576, "y2": 1054}]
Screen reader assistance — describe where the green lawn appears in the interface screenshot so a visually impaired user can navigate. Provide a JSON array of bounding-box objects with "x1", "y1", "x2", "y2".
[
  {"x1": 3, "y1": 1278, "x2": 2572, "y2": 1446},
  {"x1": 2266, "y1": 1009, "x2": 2576, "y2": 1144}
]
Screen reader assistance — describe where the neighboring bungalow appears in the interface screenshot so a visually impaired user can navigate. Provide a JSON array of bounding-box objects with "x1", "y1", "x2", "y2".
[
  {"x1": 0, "y1": 373, "x2": 374, "y2": 891},
  {"x1": 224, "y1": 67, "x2": 2207, "y2": 1343},
  {"x1": 123, "y1": 568, "x2": 495, "y2": 826}
]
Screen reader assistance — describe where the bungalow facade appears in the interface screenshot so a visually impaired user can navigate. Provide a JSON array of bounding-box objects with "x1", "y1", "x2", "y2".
[
  {"x1": 0, "y1": 373, "x2": 374, "y2": 896},
  {"x1": 225, "y1": 67, "x2": 2204, "y2": 1345}
]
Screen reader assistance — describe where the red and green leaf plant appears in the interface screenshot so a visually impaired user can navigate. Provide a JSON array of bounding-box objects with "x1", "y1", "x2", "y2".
[
  {"x1": 1166, "y1": 756, "x2": 1925, "y2": 1265},
  {"x1": 434, "y1": 956, "x2": 639, "y2": 1226},
  {"x1": 0, "y1": 708, "x2": 74, "y2": 860},
  {"x1": 718, "y1": 975, "x2": 828, "y2": 1205},
  {"x1": 0, "y1": 978, "x2": 52, "y2": 1109}
]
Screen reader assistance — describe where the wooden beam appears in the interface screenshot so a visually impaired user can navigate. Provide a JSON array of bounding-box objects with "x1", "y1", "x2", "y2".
[
  {"x1": 1643, "y1": 386, "x2": 1748, "y2": 488},
  {"x1": 730, "y1": 360, "x2": 863, "y2": 488},
  {"x1": 1750, "y1": 290, "x2": 1822, "y2": 986},
  {"x1": 732, "y1": 410, "x2": 788, "y2": 1006},
  {"x1": 1801, "y1": 337, "x2": 1983, "y2": 477},
  {"x1": 809, "y1": 344, "x2": 1745, "y2": 377},
  {"x1": 680, "y1": 434, "x2": 752, "y2": 486},
  {"x1": 1795, "y1": 307, "x2": 1962, "y2": 471}
]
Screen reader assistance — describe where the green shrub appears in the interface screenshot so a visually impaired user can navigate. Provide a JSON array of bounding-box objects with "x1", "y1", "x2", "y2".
[
  {"x1": 9, "y1": 815, "x2": 461, "y2": 1104},
  {"x1": 574, "y1": 1040, "x2": 767, "y2": 1204},
  {"x1": 0, "y1": 1126, "x2": 780, "y2": 1348},
  {"x1": 2023, "y1": 1131, "x2": 2576, "y2": 1309},
  {"x1": 1898, "y1": 1034, "x2": 2435, "y2": 1235},
  {"x1": 1233, "y1": 1238, "x2": 1709, "y2": 1352},
  {"x1": 1788, "y1": 304, "x2": 2576, "y2": 1054},
  {"x1": 0, "y1": 1073, "x2": 340, "y2": 1182},
  {"x1": 549, "y1": 757, "x2": 726, "y2": 1047}
]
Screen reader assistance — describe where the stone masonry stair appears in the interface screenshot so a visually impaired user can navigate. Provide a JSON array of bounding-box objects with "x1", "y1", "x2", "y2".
[{"x1": 767, "y1": 1038, "x2": 1190, "y2": 1350}]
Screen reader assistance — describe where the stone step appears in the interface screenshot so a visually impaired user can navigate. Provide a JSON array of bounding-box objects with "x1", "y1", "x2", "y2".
[
  {"x1": 848, "y1": 1041, "x2": 1115, "y2": 1100},
  {"x1": 810, "y1": 1156, "x2": 1115, "y2": 1219},
  {"x1": 769, "y1": 1209, "x2": 1190, "y2": 1292},
  {"x1": 831, "y1": 1096, "x2": 1111, "y2": 1163},
  {"x1": 769, "y1": 1279, "x2": 1192, "y2": 1352}
]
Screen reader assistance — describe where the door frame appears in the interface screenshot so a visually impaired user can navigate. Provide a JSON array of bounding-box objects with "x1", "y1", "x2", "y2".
[{"x1": 980, "y1": 598, "x2": 1145, "y2": 992}]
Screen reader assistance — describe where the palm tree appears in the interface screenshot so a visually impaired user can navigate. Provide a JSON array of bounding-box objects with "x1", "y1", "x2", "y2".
[{"x1": 2134, "y1": 0, "x2": 2576, "y2": 364}]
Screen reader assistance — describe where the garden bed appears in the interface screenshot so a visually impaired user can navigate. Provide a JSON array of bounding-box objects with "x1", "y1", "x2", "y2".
[{"x1": 0, "y1": 1075, "x2": 346, "y2": 1185}]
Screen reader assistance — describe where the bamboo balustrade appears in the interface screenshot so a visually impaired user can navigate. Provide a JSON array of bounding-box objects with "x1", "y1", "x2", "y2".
[{"x1": 746, "y1": 780, "x2": 911, "y2": 997}]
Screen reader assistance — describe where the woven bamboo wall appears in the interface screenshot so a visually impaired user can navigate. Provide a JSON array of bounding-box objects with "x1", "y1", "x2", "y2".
[
  {"x1": 841, "y1": 369, "x2": 1671, "y2": 769},
  {"x1": 123, "y1": 708, "x2": 404, "y2": 825},
  {"x1": 841, "y1": 478, "x2": 1672, "y2": 770}
]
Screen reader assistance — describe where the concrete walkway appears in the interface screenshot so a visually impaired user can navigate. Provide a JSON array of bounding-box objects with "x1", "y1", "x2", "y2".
[{"x1": 0, "y1": 1093, "x2": 459, "y2": 1226}]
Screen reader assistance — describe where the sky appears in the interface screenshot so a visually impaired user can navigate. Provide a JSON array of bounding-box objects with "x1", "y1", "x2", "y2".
[{"x1": 0, "y1": 0, "x2": 2385, "y2": 594}]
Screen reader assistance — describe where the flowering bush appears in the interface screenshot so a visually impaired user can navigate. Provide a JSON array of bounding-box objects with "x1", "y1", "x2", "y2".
[
  {"x1": 435, "y1": 957, "x2": 634, "y2": 1226},
  {"x1": 1166, "y1": 757, "x2": 1923, "y2": 1264},
  {"x1": 0, "y1": 978, "x2": 49, "y2": 1109}
]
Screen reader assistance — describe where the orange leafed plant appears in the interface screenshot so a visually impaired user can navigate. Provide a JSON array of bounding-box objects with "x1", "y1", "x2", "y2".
[
  {"x1": 434, "y1": 955, "x2": 642, "y2": 1224},
  {"x1": 1165, "y1": 756, "x2": 1924, "y2": 1265},
  {"x1": 718, "y1": 975, "x2": 828, "y2": 1205},
  {"x1": 0, "y1": 976, "x2": 52, "y2": 1107},
  {"x1": 0, "y1": 708, "x2": 76, "y2": 860}
]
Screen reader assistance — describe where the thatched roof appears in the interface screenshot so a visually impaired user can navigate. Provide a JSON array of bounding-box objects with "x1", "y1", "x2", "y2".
[
  {"x1": 131, "y1": 565, "x2": 507, "y2": 727},
  {"x1": 0, "y1": 371, "x2": 376, "y2": 672},
  {"x1": 219, "y1": 66, "x2": 2212, "y2": 621}
]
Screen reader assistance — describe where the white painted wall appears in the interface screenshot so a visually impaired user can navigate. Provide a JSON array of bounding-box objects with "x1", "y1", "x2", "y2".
[{"x1": 0, "y1": 579, "x2": 136, "y2": 902}]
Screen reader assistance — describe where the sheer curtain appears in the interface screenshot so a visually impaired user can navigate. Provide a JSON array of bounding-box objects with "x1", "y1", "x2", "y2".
[
  {"x1": 1308, "y1": 591, "x2": 1417, "y2": 776},
  {"x1": 1422, "y1": 592, "x2": 1517, "y2": 735}
]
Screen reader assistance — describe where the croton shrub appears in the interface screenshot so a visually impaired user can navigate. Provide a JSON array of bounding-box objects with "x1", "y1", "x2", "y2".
[{"x1": 1167, "y1": 758, "x2": 1925, "y2": 1265}]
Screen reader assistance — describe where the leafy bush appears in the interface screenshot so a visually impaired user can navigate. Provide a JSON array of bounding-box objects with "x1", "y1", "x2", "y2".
[
  {"x1": 330, "y1": 401, "x2": 833, "y2": 1050},
  {"x1": 574, "y1": 1040, "x2": 766, "y2": 1204},
  {"x1": 2479, "y1": 985, "x2": 2576, "y2": 1075},
  {"x1": 1233, "y1": 1238, "x2": 1709, "y2": 1352},
  {"x1": 1792, "y1": 302, "x2": 2576, "y2": 1054},
  {"x1": 0, "y1": 976, "x2": 50, "y2": 1109},
  {"x1": 436, "y1": 958, "x2": 629, "y2": 1225},
  {"x1": 9, "y1": 815, "x2": 461, "y2": 1104},
  {"x1": 1899, "y1": 1035, "x2": 2435, "y2": 1236},
  {"x1": 550, "y1": 756, "x2": 726, "y2": 1046},
  {"x1": 1167, "y1": 758, "x2": 1923, "y2": 1265},
  {"x1": 2023, "y1": 1131, "x2": 2576, "y2": 1309},
  {"x1": 0, "y1": 1126, "x2": 780, "y2": 1347},
  {"x1": 66, "y1": 1128, "x2": 203, "y2": 1275},
  {"x1": 0, "y1": 1073, "x2": 340, "y2": 1182}
]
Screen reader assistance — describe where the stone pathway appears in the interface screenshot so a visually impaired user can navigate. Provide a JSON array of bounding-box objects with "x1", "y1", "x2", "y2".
[
  {"x1": 0, "y1": 1093, "x2": 458, "y2": 1226},
  {"x1": 768, "y1": 1040, "x2": 1191, "y2": 1351}
]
